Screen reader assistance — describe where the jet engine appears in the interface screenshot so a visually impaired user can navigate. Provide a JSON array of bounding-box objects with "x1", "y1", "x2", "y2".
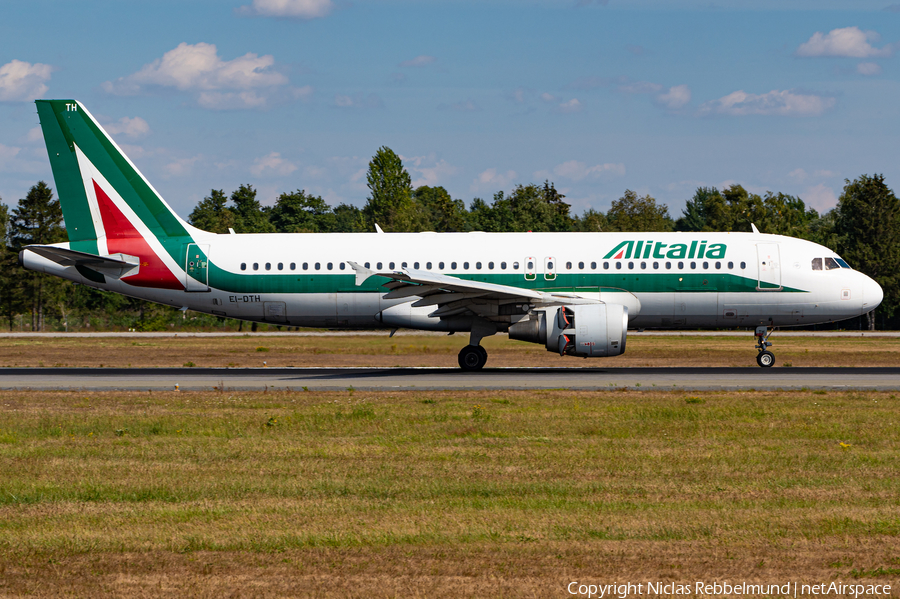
[{"x1": 508, "y1": 304, "x2": 628, "y2": 357}]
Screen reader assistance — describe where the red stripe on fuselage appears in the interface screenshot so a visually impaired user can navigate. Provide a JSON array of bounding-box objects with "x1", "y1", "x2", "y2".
[{"x1": 94, "y1": 181, "x2": 184, "y2": 290}]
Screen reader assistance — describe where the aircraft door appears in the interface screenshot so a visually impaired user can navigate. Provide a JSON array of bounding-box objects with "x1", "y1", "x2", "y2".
[
  {"x1": 756, "y1": 243, "x2": 782, "y2": 290},
  {"x1": 185, "y1": 243, "x2": 210, "y2": 292}
]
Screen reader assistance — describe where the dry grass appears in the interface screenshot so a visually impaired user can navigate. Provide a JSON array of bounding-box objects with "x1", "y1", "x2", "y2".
[
  {"x1": 0, "y1": 388, "x2": 898, "y2": 597},
  {"x1": 1, "y1": 333, "x2": 899, "y2": 368}
]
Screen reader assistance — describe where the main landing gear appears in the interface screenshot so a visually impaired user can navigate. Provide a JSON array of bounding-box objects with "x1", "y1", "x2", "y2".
[
  {"x1": 755, "y1": 326, "x2": 775, "y2": 368},
  {"x1": 458, "y1": 345, "x2": 488, "y2": 371}
]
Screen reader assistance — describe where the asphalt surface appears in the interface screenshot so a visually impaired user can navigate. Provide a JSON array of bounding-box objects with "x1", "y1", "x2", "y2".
[{"x1": 0, "y1": 366, "x2": 898, "y2": 391}]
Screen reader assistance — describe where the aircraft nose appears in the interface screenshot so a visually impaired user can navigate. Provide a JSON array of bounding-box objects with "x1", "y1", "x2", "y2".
[{"x1": 861, "y1": 275, "x2": 883, "y2": 314}]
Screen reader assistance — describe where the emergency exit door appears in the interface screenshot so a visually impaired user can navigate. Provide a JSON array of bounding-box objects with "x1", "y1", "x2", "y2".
[{"x1": 756, "y1": 243, "x2": 781, "y2": 290}]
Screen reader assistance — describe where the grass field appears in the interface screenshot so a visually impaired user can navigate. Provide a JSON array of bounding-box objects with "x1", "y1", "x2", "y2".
[
  {"x1": 1, "y1": 388, "x2": 898, "y2": 597},
  {"x1": 1, "y1": 333, "x2": 899, "y2": 368}
]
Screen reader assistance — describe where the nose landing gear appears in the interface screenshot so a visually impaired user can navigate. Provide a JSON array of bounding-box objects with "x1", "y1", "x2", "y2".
[{"x1": 755, "y1": 326, "x2": 775, "y2": 368}]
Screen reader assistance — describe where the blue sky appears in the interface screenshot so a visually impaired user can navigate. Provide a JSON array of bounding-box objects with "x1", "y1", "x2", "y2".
[{"x1": 1, "y1": 0, "x2": 899, "y2": 222}]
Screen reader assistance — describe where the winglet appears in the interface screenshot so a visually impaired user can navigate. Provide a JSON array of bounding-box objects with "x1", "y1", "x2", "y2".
[{"x1": 347, "y1": 260, "x2": 376, "y2": 286}]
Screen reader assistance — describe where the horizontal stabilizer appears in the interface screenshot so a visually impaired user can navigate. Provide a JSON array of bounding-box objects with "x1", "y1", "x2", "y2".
[{"x1": 25, "y1": 245, "x2": 140, "y2": 279}]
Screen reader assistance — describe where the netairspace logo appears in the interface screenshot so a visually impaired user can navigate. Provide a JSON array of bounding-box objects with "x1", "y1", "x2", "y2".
[
  {"x1": 602, "y1": 240, "x2": 726, "y2": 261},
  {"x1": 566, "y1": 580, "x2": 892, "y2": 598}
]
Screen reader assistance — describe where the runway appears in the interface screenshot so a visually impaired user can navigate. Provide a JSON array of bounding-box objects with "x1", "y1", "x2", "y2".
[{"x1": 1, "y1": 366, "x2": 899, "y2": 391}]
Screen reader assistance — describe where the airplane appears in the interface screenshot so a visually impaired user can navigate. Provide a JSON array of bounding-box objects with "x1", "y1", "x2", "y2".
[{"x1": 19, "y1": 99, "x2": 883, "y2": 370}]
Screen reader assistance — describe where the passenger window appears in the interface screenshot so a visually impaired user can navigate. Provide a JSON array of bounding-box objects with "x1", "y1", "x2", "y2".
[
  {"x1": 512, "y1": 261, "x2": 519, "y2": 269},
  {"x1": 715, "y1": 262, "x2": 721, "y2": 269},
  {"x1": 591, "y1": 262, "x2": 597, "y2": 269},
  {"x1": 327, "y1": 263, "x2": 333, "y2": 270},
  {"x1": 665, "y1": 262, "x2": 672, "y2": 270},
  {"x1": 640, "y1": 262, "x2": 646, "y2": 270},
  {"x1": 566, "y1": 261, "x2": 573, "y2": 270},
  {"x1": 740, "y1": 261, "x2": 746, "y2": 269},
  {"x1": 364, "y1": 262, "x2": 370, "y2": 269},
  {"x1": 579, "y1": 261, "x2": 585, "y2": 270},
  {"x1": 702, "y1": 261, "x2": 709, "y2": 269},
  {"x1": 825, "y1": 257, "x2": 840, "y2": 270},
  {"x1": 253, "y1": 263, "x2": 259, "y2": 271},
  {"x1": 290, "y1": 262, "x2": 296, "y2": 270},
  {"x1": 240, "y1": 263, "x2": 246, "y2": 271},
  {"x1": 603, "y1": 261, "x2": 609, "y2": 270},
  {"x1": 616, "y1": 262, "x2": 622, "y2": 270},
  {"x1": 547, "y1": 261, "x2": 554, "y2": 270},
  {"x1": 727, "y1": 261, "x2": 733, "y2": 269},
  {"x1": 389, "y1": 262, "x2": 395, "y2": 269},
  {"x1": 340, "y1": 263, "x2": 345, "y2": 270},
  {"x1": 315, "y1": 263, "x2": 320, "y2": 270},
  {"x1": 488, "y1": 262, "x2": 494, "y2": 269},
  {"x1": 628, "y1": 262, "x2": 634, "y2": 270},
  {"x1": 527, "y1": 261, "x2": 534, "y2": 270},
  {"x1": 401, "y1": 262, "x2": 407, "y2": 268},
  {"x1": 414, "y1": 262, "x2": 419, "y2": 269},
  {"x1": 652, "y1": 262, "x2": 659, "y2": 270},
  {"x1": 678, "y1": 261, "x2": 684, "y2": 269},
  {"x1": 476, "y1": 262, "x2": 482, "y2": 269},
  {"x1": 501, "y1": 261, "x2": 507, "y2": 269},
  {"x1": 303, "y1": 262, "x2": 308, "y2": 270},
  {"x1": 265, "y1": 263, "x2": 271, "y2": 271},
  {"x1": 277, "y1": 263, "x2": 283, "y2": 271},
  {"x1": 811, "y1": 257, "x2": 823, "y2": 270},
  {"x1": 464, "y1": 262, "x2": 470, "y2": 269},
  {"x1": 439, "y1": 261, "x2": 445, "y2": 269},
  {"x1": 377, "y1": 262, "x2": 383, "y2": 269},
  {"x1": 451, "y1": 262, "x2": 457, "y2": 270},
  {"x1": 426, "y1": 262, "x2": 432, "y2": 269},
  {"x1": 690, "y1": 262, "x2": 696, "y2": 270}
]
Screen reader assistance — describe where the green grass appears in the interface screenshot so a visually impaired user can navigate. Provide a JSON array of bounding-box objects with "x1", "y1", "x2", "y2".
[{"x1": 1, "y1": 388, "x2": 898, "y2": 596}]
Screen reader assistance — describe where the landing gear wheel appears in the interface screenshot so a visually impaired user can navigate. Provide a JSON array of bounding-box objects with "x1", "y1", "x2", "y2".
[
  {"x1": 756, "y1": 351, "x2": 775, "y2": 368},
  {"x1": 458, "y1": 345, "x2": 487, "y2": 371}
]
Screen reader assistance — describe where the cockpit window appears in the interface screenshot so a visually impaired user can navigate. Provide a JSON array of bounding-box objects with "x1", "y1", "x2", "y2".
[
  {"x1": 836, "y1": 258, "x2": 851, "y2": 269},
  {"x1": 824, "y1": 257, "x2": 840, "y2": 270},
  {"x1": 811, "y1": 257, "x2": 822, "y2": 271}
]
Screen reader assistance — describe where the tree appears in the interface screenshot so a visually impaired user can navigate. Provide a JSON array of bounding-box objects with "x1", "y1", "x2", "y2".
[
  {"x1": 573, "y1": 208, "x2": 608, "y2": 232},
  {"x1": 414, "y1": 185, "x2": 468, "y2": 232},
  {"x1": 0, "y1": 199, "x2": 19, "y2": 330},
  {"x1": 331, "y1": 203, "x2": 366, "y2": 232},
  {"x1": 675, "y1": 187, "x2": 724, "y2": 231},
  {"x1": 189, "y1": 189, "x2": 236, "y2": 234},
  {"x1": 832, "y1": 174, "x2": 900, "y2": 327},
  {"x1": 8, "y1": 182, "x2": 67, "y2": 331},
  {"x1": 363, "y1": 146, "x2": 416, "y2": 231},
  {"x1": 268, "y1": 190, "x2": 335, "y2": 233},
  {"x1": 230, "y1": 184, "x2": 274, "y2": 233},
  {"x1": 469, "y1": 182, "x2": 572, "y2": 232},
  {"x1": 606, "y1": 190, "x2": 673, "y2": 232}
]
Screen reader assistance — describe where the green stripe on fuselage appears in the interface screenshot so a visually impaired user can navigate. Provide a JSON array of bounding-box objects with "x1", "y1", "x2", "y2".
[{"x1": 205, "y1": 264, "x2": 806, "y2": 295}]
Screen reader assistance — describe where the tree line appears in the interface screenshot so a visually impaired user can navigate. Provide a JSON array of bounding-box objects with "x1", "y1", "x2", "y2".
[{"x1": 2, "y1": 146, "x2": 898, "y2": 331}]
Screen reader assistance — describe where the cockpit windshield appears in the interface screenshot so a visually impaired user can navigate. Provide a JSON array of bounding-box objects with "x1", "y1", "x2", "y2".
[{"x1": 812, "y1": 256, "x2": 851, "y2": 270}]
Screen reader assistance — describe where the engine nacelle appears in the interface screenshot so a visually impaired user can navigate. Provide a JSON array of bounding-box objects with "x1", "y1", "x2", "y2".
[{"x1": 509, "y1": 304, "x2": 628, "y2": 357}]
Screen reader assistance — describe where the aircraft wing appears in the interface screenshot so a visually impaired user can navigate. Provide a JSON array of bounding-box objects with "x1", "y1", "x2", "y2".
[
  {"x1": 24, "y1": 245, "x2": 140, "y2": 279},
  {"x1": 347, "y1": 261, "x2": 600, "y2": 320}
]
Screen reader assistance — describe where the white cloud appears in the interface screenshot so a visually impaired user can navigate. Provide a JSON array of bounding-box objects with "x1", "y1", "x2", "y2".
[
  {"x1": 198, "y1": 91, "x2": 269, "y2": 110},
  {"x1": 402, "y1": 154, "x2": 458, "y2": 188},
  {"x1": 237, "y1": 0, "x2": 333, "y2": 19},
  {"x1": 0, "y1": 143, "x2": 20, "y2": 163},
  {"x1": 699, "y1": 89, "x2": 835, "y2": 117},
  {"x1": 399, "y1": 55, "x2": 436, "y2": 68},
  {"x1": 557, "y1": 98, "x2": 582, "y2": 113},
  {"x1": 471, "y1": 168, "x2": 517, "y2": 192},
  {"x1": 540, "y1": 92, "x2": 557, "y2": 103},
  {"x1": 547, "y1": 160, "x2": 625, "y2": 181},
  {"x1": 618, "y1": 80, "x2": 663, "y2": 95},
  {"x1": 797, "y1": 27, "x2": 891, "y2": 58},
  {"x1": 292, "y1": 85, "x2": 314, "y2": 100},
  {"x1": 788, "y1": 168, "x2": 808, "y2": 182},
  {"x1": 102, "y1": 116, "x2": 151, "y2": 139},
  {"x1": 25, "y1": 127, "x2": 43, "y2": 144},
  {"x1": 0, "y1": 60, "x2": 52, "y2": 102},
  {"x1": 857, "y1": 61, "x2": 882, "y2": 75},
  {"x1": 803, "y1": 183, "x2": 839, "y2": 211},
  {"x1": 163, "y1": 155, "x2": 202, "y2": 178},
  {"x1": 332, "y1": 93, "x2": 384, "y2": 109},
  {"x1": 103, "y1": 42, "x2": 288, "y2": 109},
  {"x1": 250, "y1": 152, "x2": 297, "y2": 176},
  {"x1": 655, "y1": 84, "x2": 691, "y2": 109}
]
